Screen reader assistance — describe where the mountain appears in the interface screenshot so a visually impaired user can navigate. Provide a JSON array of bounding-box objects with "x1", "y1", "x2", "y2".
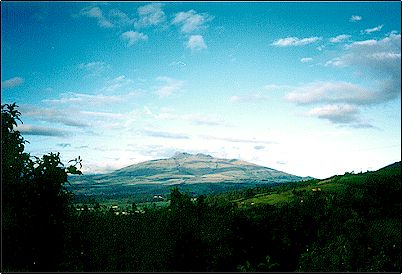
[{"x1": 68, "y1": 152, "x2": 311, "y2": 200}]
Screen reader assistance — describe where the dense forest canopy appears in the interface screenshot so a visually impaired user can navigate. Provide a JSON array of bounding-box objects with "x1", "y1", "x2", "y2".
[{"x1": 2, "y1": 103, "x2": 401, "y2": 272}]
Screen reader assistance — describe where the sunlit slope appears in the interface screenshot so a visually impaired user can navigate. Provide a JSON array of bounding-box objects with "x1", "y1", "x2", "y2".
[
  {"x1": 233, "y1": 161, "x2": 401, "y2": 207},
  {"x1": 113, "y1": 152, "x2": 304, "y2": 184},
  {"x1": 68, "y1": 152, "x2": 309, "y2": 197}
]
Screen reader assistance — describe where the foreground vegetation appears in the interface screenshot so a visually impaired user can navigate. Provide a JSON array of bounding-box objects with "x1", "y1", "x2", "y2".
[{"x1": 2, "y1": 103, "x2": 401, "y2": 272}]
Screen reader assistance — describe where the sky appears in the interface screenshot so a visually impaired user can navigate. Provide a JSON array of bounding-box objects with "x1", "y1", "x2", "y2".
[{"x1": 1, "y1": 1, "x2": 401, "y2": 179}]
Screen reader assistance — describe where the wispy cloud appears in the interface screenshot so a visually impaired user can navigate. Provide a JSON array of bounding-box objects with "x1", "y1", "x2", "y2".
[
  {"x1": 201, "y1": 134, "x2": 277, "y2": 145},
  {"x1": 230, "y1": 94, "x2": 269, "y2": 103},
  {"x1": 79, "y1": 61, "x2": 110, "y2": 77},
  {"x1": 19, "y1": 105, "x2": 90, "y2": 128},
  {"x1": 80, "y1": 110, "x2": 125, "y2": 120},
  {"x1": 142, "y1": 129, "x2": 189, "y2": 140},
  {"x1": 79, "y1": 6, "x2": 113, "y2": 28},
  {"x1": 349, "y1": 15, "x2": 362, "y2": 22},
  {"x1": 264, "y1": 84, "x2": 292, "y2": 92},
  {"x1": 172, "y1": 9, "x2": 213, "y2": 33},
  {"x1": 169, "y1": 61, "x2": 187, "y2": 67},
  {"x1": 362, "y1": 24, "x2": 384, "y2": 34},
  {"x1": 43, "y1": 92, "x2": 124, "y2": 105},
  {"x1": 15, "y1": 124, "x2": 71, "y2": 137},
  {"x1": 101, "y1": 75, "x2": 134, "y2": 92},
  {"x1": 155, "y1": 76, "x2": 184, "y2": 97},
  {"x1": 121, "y1": 31, "x2": 148, "y2": 46},
  {"x1": 300, "y1": 57, "x2": 313, "y2": 63},
  {"x1": 183, "y1": 114, "x2": 225, "y2": 126},
  {"x1": 272, "y1": 36, "x2": 322, "y2": 47},
  {"x1": 329, "y1": 34, "x2": 351, "y2": 43},
  {"x1": 152, "y1": 108, "x2": 226, "y2": 126},
  {"x1": 108, "y1": 9, "x2": 135, "y2": 27},
  {"x1": 135, "y1": 3, "x2": 166, "y2": 28},
  {"x1": 186, "y1": 35, "x2": 207, "y2": 51},
  {"x1": 2, "y1": 77, "x2": 24, "y2": 89}
]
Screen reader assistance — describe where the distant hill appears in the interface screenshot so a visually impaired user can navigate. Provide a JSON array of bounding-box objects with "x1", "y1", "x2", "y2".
[{"x1": 68, "y1": 152, "x2": 310, "y2": 200}]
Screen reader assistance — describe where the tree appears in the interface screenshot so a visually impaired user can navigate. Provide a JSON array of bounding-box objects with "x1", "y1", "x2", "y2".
[{"x1": 2, "y1": 103, "x2": 82, "y2": 271}]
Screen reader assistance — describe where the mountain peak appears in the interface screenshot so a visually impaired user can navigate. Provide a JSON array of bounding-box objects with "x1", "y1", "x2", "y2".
[
  {"x1": 172, "y1": 152, "x2": 213, "y2": 159},
  {"x1": 173, "y1": 152, "x2": 191, "y2": 158}
]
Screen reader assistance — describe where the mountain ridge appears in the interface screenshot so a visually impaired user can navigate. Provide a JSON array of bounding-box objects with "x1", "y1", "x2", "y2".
[{"x1": 68, "y1": 152, "x2": 312, "y2": 199}]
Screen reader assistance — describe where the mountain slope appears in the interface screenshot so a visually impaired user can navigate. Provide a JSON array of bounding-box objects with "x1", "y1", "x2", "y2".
[
  {"x1": 68, "y1": 153, "x2": 309, "y2": 199},
  {"x1": 111, "y1": 152, "x2": 305, "y2": 185}
]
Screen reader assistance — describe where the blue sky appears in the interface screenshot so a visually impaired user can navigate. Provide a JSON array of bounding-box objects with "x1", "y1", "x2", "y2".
[{"x1": 2, "y1": 1, "x2": 401, "y2": 178}]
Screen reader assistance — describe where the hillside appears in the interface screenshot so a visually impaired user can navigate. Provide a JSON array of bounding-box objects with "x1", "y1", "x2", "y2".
[
  {"x1": 68, "y1": 152, "x2": 309, "y2": 200},
  {"x1": 66, "y1": 160, "x2": 401, "y2": 272},
  {"x1": 215, "y1": 161, "x2": 402, "y2": 208}
]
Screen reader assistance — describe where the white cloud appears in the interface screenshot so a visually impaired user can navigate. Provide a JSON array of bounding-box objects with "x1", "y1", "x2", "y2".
[
  {"x1": 316, "y1": 45, "x2": 325, "y2": 51},
  {"x1": 155, "y1": 76, "x2": 184, "y2": 97},
  {"x1": 186, "y1": 35, "x2": 207, "y2": 51},
  {"x1": 335, "y1": 33, "x2": 401, "y2": 79},
  {"x1": 324, "y1": 57, "x2": 345, "y2": 67},
  {"x1": 135, "y1": 3, "x2": 166, "y2": 28},
  {"x1": 329, "y1": 34, "x2": 351, "y2": 43},
  {"x1": 272, "y1": 36, "x2": 322, "y2": 47},
  {"x1": 143, "y1": 106, "x2": 153, "y2": 115},
  {"x1": 300, "y1": 57, "x2": 313, "y2": 63},
  {"x1": 349, "y1": 15, "x2": 362, "y2": 22},
  {"x1": 286, "y1": 81, "x2": 383, "y2": 106},
  {"x1": 2, "y1": 77, "x2": 24, "y2": 89},
  {"x1": 307, "y1": 104, "x2": 360, "y2": 124},
  {"x1": 362, "y1": 24, "x2": 384, "y2": 34},
  {"x1": 172, "y1": 9, "x2": 213, "y2": 33},
  {"x1": 307, "y1": 104, "x2": 374, "y2": 128},
  {"x1": 79, "y1": 6, "x2": 113, "y2": 28},
  {"x1": 351, "y1": 40, "x2": 377, "y2": 46},
  {"x1": 121, "y1": 31, "x2": 148, "y2": 47},
  {"x1": 287, "y1": 33, "x2": 401, "y2": 128}
]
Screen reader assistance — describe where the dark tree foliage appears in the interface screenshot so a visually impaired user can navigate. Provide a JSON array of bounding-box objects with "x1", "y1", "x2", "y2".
[{"x1": 2, "y1": 103, "x2": 82, "y2": 271}]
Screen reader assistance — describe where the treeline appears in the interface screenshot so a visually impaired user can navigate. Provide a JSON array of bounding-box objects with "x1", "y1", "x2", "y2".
[
  {"x1": 2, "y1": 103, "x2": 401, "y2": 272},
  {"x1": 58, "y1": 170, "x2": 400, "y2": 272}
]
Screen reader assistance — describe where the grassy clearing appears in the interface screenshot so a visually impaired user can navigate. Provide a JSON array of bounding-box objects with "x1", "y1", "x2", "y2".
[{"x1": 234, "y1": 178, "x2": 349, "y2": 207}]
